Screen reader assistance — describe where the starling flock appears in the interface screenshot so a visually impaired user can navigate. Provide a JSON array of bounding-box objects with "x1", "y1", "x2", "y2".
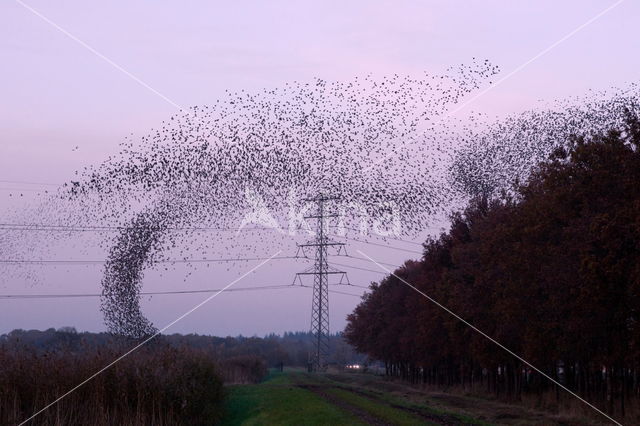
[
  {"x1": 3, "y1": 62, "x2": 637, "y2": 338},
  {"x1": 451, "y1": 84, "x2": 640, "y2": 197}
]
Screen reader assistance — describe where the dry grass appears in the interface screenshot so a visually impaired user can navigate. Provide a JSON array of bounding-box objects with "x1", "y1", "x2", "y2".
[
  {"x1": 0, "y1": 341, "x2": 225, "y2": 426},
  {"x1": 325, "y1": 372, "x2": 638, "y2": 425},
  {"x1": 402, "y1": 380, "x2": 639, "y2": 424},
  {"x1": 219, "y1": 355, "x2": 267, "y2": 384}
]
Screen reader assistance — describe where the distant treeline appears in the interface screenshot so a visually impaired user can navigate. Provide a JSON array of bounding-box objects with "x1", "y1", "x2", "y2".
[
  {"x1": 0, "y1": 328, "x2": 364, "y2": 424},
  {"x1": 345, "y1": 116, "x2": 640, "y2": 419},
  {"x1": 1, "y1": 328, "x2": 365, "y2": 368}
]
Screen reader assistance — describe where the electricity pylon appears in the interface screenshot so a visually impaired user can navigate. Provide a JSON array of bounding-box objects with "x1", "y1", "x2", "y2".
[{"x1": 295, "y1": 194, "x2": 347, "y2": 372}]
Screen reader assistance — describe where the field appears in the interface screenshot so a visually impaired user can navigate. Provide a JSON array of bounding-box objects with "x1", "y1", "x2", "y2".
[{"x1": 222, "y1": 369, "x2": 607, "y2": 425}]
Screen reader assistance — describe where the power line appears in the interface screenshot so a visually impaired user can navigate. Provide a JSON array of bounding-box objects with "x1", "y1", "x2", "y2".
[
  {"x1": 0, "y1": 223, "x2": 282, "y2": 232},
  {"x1": 0, "y1": 283, "x2": 369, "y2": 300},
  {"x1": 329, "y1": 233, "x2": 423, "y2": 255},
  {"x1": 329, "y1": 261, "x2": 389, "y2": 275},
  {"x1": 0, "y1": 180, "x2": 61, "y2": 186},
  {"x1": 340, "y1": 254, "x2": 400, "y2": 269},
  {"x1": 0, "y1": 188, "x2": 52, "y2": 193},
  {"x1": 337, "y1": 283, "x2": 371, "y2": 290},
  {"x1": 0, "y1": 224, "x2": 430, "y2": 250},
  {"x1": 329, "y1": 225, "x2": 425, "y2": 247},
  {"x1": 327, "y1": 288, "x2": 362, "y2": 297},
  {"x1": 0, "y1": 284, "x2": 298, "y2": 299},
  {"x1": 299, "y1": 283, "x2": 366, "y2": 298},
  {"x1": 0, "y1": 227, "x2": 117, "y2": 232},
  {"x1": 0, "y1": 256, "x2": 306, "y2": 265}
]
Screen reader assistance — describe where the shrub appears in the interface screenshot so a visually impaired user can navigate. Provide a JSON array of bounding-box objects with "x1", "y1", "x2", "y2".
[{"x1": 219, "y1": 355, "x2": 267, "y2": 384}]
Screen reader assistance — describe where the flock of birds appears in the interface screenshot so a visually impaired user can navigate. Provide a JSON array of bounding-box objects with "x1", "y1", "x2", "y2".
[
  {"x1": 451, "y1": 84, "x2": 640, "y2": 196},
  {"x1": 2, "y1": 61, "x2": 638, "y2": 337},
  {"x1": 66, "y1": 60, "x2": 500, "y2": 337}
]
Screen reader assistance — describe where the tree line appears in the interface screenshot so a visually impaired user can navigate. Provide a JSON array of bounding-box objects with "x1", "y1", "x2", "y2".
[
  {"x1": 345, "y1": 115, "x2": 640, "y2": 419},
  {"x1": 1, "y1": 328, "x2": 365, "y2": 424},
  {"x1": 1, "y1": 328, "x2": 365, "y2": 368}
]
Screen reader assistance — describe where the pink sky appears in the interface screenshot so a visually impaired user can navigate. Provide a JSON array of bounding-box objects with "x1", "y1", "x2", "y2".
[{"x1": 0, "y1": 0, "x2": 638, "y2": 335}]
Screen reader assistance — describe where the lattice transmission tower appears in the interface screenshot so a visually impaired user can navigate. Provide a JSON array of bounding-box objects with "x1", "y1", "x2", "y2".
[{"x1": 295, "y1": 194, "x2": 348, "y2": 372}]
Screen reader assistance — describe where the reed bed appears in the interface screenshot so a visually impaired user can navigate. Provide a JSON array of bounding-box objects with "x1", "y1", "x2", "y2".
[{"x1": 0, "y1": 342, "x2": 225, "y2": 425}]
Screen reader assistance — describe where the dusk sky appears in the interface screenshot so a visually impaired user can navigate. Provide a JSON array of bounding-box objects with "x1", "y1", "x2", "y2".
[{"x1": 1, "y1": 0, "x2": 638, "y2": 337}]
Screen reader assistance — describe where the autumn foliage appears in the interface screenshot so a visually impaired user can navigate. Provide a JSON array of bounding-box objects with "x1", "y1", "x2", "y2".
[{"x1": 345, "y1": 115, "x2": 640, "y2": 420}]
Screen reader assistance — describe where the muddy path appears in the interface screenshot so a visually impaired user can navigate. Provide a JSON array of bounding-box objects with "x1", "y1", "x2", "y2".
[
  {"x1": 292, "y1": 372, "x2": 466, "y2": 426},
  {"x1": 297, "y1": 384, "x2": 394, "y2": 426},
  {"x1": 331, "y1": 384, "x2": 468, "y2": 426}
]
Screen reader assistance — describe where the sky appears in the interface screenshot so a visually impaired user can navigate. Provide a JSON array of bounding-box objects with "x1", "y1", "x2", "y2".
[{"x1": 0, "y1": 0, "x2": 638, "y2": 336}]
